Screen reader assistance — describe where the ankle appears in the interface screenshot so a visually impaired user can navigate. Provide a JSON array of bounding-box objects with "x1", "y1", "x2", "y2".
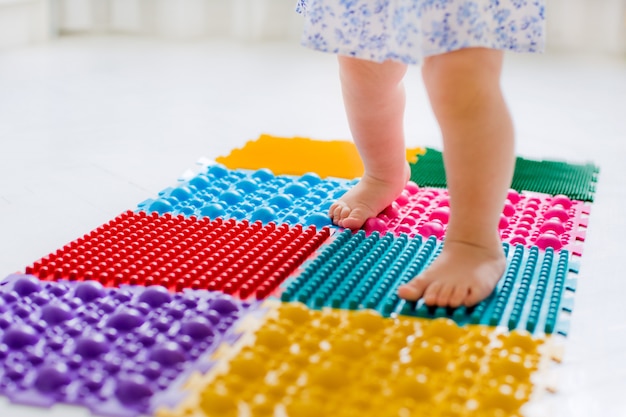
[
  {"x1": 443, "y1": 234, "x2": 504, "y2": 256},
  {"x1": 362, "y1": 161, "x2": 410, "y2": 185}
]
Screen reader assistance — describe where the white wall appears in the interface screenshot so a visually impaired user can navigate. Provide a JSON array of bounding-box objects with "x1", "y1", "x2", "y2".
[
  {"x1": 1, "y1": 0, "x2": 625, "y2": 54},
  {"x1": 548, "y1": 0, "x2": 626, "y2": 55},
  {"x1": 55, "y1": 0, "x2": 304, "y2": 40},
  {"x1": 0, "y1": 0, "x2": 50, "y2": 49}
]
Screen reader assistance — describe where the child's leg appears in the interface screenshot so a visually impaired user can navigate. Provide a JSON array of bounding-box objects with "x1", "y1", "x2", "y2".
[
  {"x1": 398, "y1": 48, "x2": 513, "y2": 307},
  {"x1": 329, "y1": 56, "x2": 410, "y2": 230}
]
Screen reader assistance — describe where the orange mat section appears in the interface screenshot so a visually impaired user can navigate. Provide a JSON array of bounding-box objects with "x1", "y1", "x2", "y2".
[{"x1": 216, "y1": 134, "x2": 425, "y2": 179}]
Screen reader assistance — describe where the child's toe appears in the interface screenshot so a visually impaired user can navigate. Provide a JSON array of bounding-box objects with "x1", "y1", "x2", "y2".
[
  {"x1": 448, "y1": 284, "x2": 470, "y2": 308},
  {"x1": 397, "y1": 282, "x2": 419, "y2": 300},
  {"x1": 435, "y1": 283, "x2": 455, "y2": 306},
  {"x1": 463, "y1": 287, "x2": 485, "y2": 308},
  {"x1": 423, "y1": 281, "x2": 443, "y2": 306},
  {"x1": 341, "y1": 207, "x2": 369, "y2": 230},
  {"x1": 328, "y1": 204, "x2": 340, "y2": 222},
  {"x1": 339, "y1": 205, "x2": 352, "y2": 222},
  {"x1": 329, "y1": 202, "x2": 348, "y2": 225},
  {"x1": 397, "y1": 276, "x2": 430, "y2": 301}
]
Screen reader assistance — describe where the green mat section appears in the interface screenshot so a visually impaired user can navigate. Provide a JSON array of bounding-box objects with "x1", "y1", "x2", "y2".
[
  {"x1": 408, "y1": 147, "x2": 448, "y2": 188},
  {"x1": 410, "y1": 148, "x2": 599, "y2": 201}
]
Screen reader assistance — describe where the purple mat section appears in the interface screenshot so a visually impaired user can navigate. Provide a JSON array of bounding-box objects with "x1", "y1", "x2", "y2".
[{"x1": 0, "y1": 274, "x2": 259, "y2": 417}]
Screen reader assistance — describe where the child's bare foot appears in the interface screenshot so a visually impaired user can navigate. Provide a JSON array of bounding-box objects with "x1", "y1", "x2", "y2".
[
  {"x1": 397, "y1": 239, "x2": 506, "y2": 307},
  {"x1": 329, "y1": 162, "x2": 410, "y2": 230}
]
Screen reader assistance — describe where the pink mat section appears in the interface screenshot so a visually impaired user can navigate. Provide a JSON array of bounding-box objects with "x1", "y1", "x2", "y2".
[{"x1": 363, "y1": 183, "x2": 590, "y2": 255}]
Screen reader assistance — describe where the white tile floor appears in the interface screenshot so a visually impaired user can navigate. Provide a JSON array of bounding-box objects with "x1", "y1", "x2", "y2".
[{"x1": 0, "y1": 36, "x2": 625, "y2": 417}]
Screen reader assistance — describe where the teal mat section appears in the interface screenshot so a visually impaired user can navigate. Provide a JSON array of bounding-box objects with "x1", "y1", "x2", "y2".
[{"x1": 280, "y1": 230, "x2": 577, "y2": 335}]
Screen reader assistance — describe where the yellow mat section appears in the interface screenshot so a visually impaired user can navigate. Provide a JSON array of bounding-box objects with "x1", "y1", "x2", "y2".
[
  {"x1": 158, "y1": 302, "x2": 551, "y2": 417},
  {"x1": 215, "y1": 134, "x2": 425, "y2": 179}
]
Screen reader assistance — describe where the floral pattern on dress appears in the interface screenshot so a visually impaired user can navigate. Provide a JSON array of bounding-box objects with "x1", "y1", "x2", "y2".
[{"x1": 296, "y1": 0, "x2": 546, "y2": 64}]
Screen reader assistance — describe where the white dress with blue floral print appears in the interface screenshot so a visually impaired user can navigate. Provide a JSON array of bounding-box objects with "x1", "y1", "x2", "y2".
[{"x1": 296, "y1": 0, "x2": 546, "y2": 65}]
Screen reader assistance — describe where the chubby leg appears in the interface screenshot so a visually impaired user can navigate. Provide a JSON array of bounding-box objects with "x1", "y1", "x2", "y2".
[
  {"x1": 329, "y1": 56, "x2": 410, "y2": 230},
  {"x1": 397, "y1": 48, "x2": 513, "y2": 307}
]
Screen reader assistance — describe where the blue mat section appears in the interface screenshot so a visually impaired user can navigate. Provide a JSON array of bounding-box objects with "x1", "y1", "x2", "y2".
[{"x1": 137, "y1": 164, "x2": 355, "y2": 228}]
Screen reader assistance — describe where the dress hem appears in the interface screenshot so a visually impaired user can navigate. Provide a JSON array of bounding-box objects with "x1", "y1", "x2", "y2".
[{"x1": 300, "y1": 38, "x2": 546, "y2": 66}]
